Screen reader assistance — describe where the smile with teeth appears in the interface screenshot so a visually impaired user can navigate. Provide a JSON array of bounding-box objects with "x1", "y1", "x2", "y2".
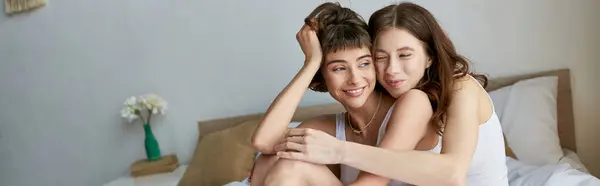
[{"x1": 343, "y1": 87, "x2": 366, "y2": 97}]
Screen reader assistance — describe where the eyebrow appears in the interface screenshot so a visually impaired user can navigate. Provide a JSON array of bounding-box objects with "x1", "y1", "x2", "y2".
[
  {"x1": 375, "y1": 47, "x2": 415, "y2": 54},
  {"x1": 397, "y1": 47, "x2": 415, "y2": 52},
  {"x1": 356, "y1": 54, "x2": 372, "y2": 61},
  {"x1": 326, "y1": 54, "x2": 372, "y2": 65},
  {"x1": 326, "y1": 59, "x2": 346, "y2": 65}
]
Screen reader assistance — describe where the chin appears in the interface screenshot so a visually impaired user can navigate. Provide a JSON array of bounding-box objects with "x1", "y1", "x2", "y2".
[
  {"x1": 343, "y1": 98, "x2": 369, "y2": 109},
  {"x1": 336, "y1": 92, "x2": 370, "y2": 109},
  {"x1": 386, "y1": 87, "x2": 410, "y2": 99}
]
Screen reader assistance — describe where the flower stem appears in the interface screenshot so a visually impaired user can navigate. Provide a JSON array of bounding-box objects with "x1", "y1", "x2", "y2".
[
  {"x1": 136, "y1": 109, "x2": 147, "y2": 124},
  {"x1": 146, "y1": 109, "x2": 153, "y2": 124}
]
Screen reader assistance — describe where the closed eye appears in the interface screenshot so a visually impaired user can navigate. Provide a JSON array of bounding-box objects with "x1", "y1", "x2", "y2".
[
  {"x1": 399, "y1": 54, "x2": 412, "y2": 58},
  {"x1": 375, "y1": 57, "x2": 388, "y2": 62}
]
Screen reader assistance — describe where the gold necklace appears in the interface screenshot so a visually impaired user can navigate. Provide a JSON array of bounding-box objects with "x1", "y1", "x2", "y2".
[{"x1": 347, "y1": 92, "x2": 382, "y2": 134}]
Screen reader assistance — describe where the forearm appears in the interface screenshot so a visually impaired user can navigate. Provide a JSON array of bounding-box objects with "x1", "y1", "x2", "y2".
[
  {"x1": 251, "y1": 62, "x2": 320, "y2": 154},
  {"x1": 342, "y1": 142, "x2": 464, "y2": 186}
]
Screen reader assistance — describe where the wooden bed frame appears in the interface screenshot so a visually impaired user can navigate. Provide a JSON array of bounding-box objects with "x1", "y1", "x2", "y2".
[{"x1": 197, "y1": 68, "x2": 576, "y2": 152}]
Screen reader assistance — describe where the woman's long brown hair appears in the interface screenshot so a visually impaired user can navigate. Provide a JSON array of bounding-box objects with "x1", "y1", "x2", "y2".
[{"x1": 368, "y1": 2, "x2": 488, "y2": 135}]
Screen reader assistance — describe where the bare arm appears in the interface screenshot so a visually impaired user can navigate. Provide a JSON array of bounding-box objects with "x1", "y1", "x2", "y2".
[
  {"x1": 251, "y1": 62, "x2": 320, "y2": 154},
  {"x1": 251, "y1": 24, "x2": 323, "y2": 154},
  {"x1": 288, "y1": 116, "x2": 341, "y2": 178},
  {"x1": 351, "y1": 90, "x2": 433, "y2": 186},
  {"x1": 341, "y1": 77, "x2": 481, "y2": 186}
]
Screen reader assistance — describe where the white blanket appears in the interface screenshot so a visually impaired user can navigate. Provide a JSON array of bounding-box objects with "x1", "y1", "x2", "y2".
[{"x1": 506, "y1": 157, "x2": 600, "y2": 186}]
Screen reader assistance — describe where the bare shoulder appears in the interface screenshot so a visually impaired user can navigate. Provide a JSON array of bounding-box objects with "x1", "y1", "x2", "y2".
[
  {"x1": 393, "y1": 89, "x2": 433, "y2": 114},
  {"x1": 450, "y1": 75, "x2": 494, "y2": 124},
  {"x1": 452, "y1": 75, "x2": 482, "y2": 97},
  {"x1": 295, "y1": 114, "x2": 338, "y2": 136},
  {"x1": 398, "y1": 89, "x2": 430, "y2": 103}
]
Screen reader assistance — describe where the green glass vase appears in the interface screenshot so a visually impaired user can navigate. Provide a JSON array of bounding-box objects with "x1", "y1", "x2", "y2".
[{"x1": 143, "y1": 123, "x2": 161, "y2": 161}]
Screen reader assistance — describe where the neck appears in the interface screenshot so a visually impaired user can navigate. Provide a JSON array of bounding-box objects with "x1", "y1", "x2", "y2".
[{"x1": 345, "y1": 91, "x2": 382, "y2": 130}]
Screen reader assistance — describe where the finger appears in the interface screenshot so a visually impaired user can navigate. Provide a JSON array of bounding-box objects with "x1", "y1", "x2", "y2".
[
  {"x1": 274, "y1": 142, "x2": 305, "y2": 152},
  {"x1": 298, "y1": 24, "x2": 309, "y2": 35},
  {"x1": 303, "y1": 28, "x2": 316, "y2": 39},
  {"x1": 301, "y1": 23, "x2": 309, "y2": 30},
  {"x1": 285, "y1": 128, "x2": 308, "y2": 137},
  {"x1": 300, "y1": 24, "x2": 312, "y2": 38},
  {"x1": 286, "y1": 136, "x2": 305, "y2": 144},
  {"x1": 274, "y1": 136, "x2": 287, "y2": 144},
  {"x1": 277, "y1": 151, "x2": 306, "y2": 161},
  {"x1": 297, "y1": 24, "x2": 307, "y2": 39},
  {"x1": 300, "y1": 23, "x2": 310, "y2": 31},
  {"x1": 307, "y1": 19, "x2": 318, "y2": 30}
]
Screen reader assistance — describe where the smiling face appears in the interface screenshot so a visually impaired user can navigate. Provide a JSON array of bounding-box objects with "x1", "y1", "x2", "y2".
[
  {"x1": 321, "y1": 47, "x2": 376, "y2": 108},
  {"x1": 373, "y1": 28, "x2": 432, "y2": 98}
]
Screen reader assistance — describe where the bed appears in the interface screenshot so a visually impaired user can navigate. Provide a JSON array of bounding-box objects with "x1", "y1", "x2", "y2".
[
  {"x1": 172, "y1": 68, "x2": 599, "y2": 186},
  {"x1": 485, "y1": 69, "x2": 599, "y2": 185}
]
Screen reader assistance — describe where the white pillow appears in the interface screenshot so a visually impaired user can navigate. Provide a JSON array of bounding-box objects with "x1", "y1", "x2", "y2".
[{"x1": 501, "y1": 76, "x2": 563, "y2": 165}]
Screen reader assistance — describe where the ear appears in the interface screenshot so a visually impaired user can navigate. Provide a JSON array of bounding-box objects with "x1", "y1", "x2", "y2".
[{"x1": 425, "y1": 57, "x2": 433, "y2": 68}]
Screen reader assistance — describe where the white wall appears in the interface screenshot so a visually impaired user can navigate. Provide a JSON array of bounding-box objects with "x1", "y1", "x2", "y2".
[{"x1": 0, "y1": 0, "x2": 598, "y2": 185}]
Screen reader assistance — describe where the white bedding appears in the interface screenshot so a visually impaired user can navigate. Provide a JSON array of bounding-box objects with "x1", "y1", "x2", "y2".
[
  {"x1": 507, "y1": 156, "x2": 600, "y2": 186},
  {"x1": 559, "y1": 149, "x2": 590, "y2": 173}
]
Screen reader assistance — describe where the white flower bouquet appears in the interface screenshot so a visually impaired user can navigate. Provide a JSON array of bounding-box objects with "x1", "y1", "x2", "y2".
[
  {"x1": 121, "y1": 93, "x2": 168, "y2": 125},
  {"x1": 120, "y1": 93, "x2": 168, "y2": 161}
]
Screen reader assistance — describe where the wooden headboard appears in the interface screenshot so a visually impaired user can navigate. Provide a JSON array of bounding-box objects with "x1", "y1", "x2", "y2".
[
  {"x1": 198, "y1": 103, "x2": 344, "y2": 137},
  {"x1": 197, "y1": 69, "x2": 576, "y2": 151}
]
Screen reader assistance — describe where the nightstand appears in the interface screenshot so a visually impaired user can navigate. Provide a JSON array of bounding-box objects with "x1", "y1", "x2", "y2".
[
  {"x1": 103, "y1": 165, "x2": 188, "y2": 186},
  {"x1": 103, "y1": 154, "x2": 184, "y2": 186},
  {"x1": 130, "y1": 154, "x2": 179, "y2": 177}
]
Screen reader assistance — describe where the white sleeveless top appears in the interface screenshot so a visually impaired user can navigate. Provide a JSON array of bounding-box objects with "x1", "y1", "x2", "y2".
[
  {"x1": 336, "y1": 78, "x2": 509, "y2": 186},
  {"x1": 335, "y1": 106, "x2": 441, "y2": 186}
]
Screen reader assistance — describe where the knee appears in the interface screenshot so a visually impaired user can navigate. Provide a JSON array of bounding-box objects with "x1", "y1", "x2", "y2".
[
  {"x1": 250, "y1": 155, "x2": 279, "y2": 185},
  {"x1": 264, "y1": 159, "x2": 314, "y2": 185},
  {"x1": 254, "y1": 154, "x2": 279, "y2": 172},
  {"x1": 272, "y1": 159, "x2": 316, "y2": 174}
]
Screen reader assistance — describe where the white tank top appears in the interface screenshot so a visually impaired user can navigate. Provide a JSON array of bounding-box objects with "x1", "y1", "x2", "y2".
[
  {"x1": 336, "y1": 77, "x2": 509, "y2": 186},
  {"x1": 335, "y1": 106, "x2": 441, "y2": 186}
]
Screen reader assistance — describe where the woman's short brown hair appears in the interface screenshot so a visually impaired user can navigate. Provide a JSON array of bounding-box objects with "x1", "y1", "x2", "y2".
[{"x1": 305, "y1": 2, "x2": 372, "y2": 92}]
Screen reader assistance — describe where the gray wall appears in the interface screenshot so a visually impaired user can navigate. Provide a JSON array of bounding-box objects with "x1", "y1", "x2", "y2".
[{"x1": 0, "y1": 0, "x2": 598, "y2": 186}]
